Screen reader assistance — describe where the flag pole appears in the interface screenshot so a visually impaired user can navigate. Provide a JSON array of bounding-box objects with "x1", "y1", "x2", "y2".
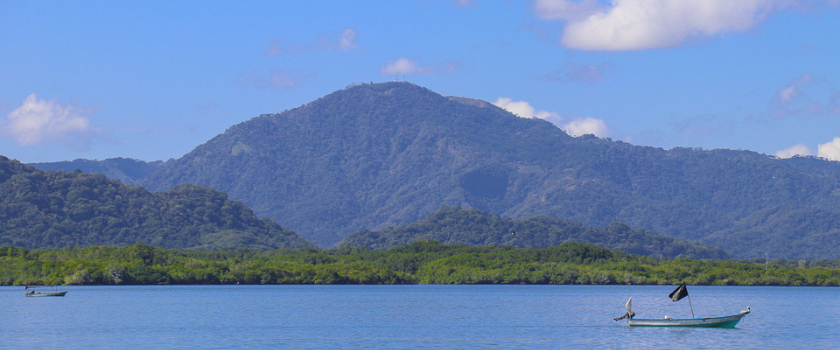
[{"x1": 687, "y1": 294, "x2": 695, "y2": 318}]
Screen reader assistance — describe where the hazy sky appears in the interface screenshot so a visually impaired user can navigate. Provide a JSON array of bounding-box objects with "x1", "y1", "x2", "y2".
[{"x1": 2, "y1": 0, "x2": 840, "y2": 163}]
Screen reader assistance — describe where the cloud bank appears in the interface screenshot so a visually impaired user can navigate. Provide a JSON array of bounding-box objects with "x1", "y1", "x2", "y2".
[
  {"x1": 2, "y1": 94, "x2": 94, "y2": 146},
  {"x1": 379, "y1": 57, "x2": 460, "y2": 76},
  {"x1": 532, "y1": 0, "x2": 788, "y2": 51},
  {"x1": 493, "y1": 97, "x2": 611, "y2": 137}
]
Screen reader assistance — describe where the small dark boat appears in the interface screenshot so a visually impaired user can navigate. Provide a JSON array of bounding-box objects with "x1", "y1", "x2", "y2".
[
  {"x1": 25, "y1": 290, "x2": 68, "y2": 297},
  {"x1": 24, "y1": 286, "x2": 68, "y2": 297}
]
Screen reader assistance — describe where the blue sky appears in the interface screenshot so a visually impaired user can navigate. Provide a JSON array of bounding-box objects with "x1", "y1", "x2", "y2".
[{"x1": 2, "y1": 0, "x2": 839, "y2": 163}]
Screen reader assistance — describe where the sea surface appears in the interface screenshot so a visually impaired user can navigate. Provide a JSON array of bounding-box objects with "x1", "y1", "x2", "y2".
[{"x1": 2, "y1": 285, "x2": 838, "y2": 349}]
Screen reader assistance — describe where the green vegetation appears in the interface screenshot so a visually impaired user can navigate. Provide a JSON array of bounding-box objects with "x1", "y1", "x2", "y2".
[
  {"x1": 133, "y1": 83, "x2": 840, "y2": 259},
  {"x1": 31, "y1": 82, "x2": 840, "y2": 259},
  {"x1": 0, "y1": 156, "x2": 315, "y2": 250},
  {"x1": 339, "y1": 206, "x2": 729, "y2": 260},
  {"x1": 2, "y1": 241, "x2": 838, "y2": 287}
]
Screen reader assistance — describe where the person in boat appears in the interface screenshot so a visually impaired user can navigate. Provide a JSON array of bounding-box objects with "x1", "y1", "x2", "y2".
[{"x1": 613, "y1": 298, "x2": 634, "y2": 321}]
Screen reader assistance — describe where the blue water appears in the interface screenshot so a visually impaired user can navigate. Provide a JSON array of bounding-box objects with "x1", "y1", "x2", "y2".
[{"x1": 2, "y1": 285, "x2": 838, "y2": 349}]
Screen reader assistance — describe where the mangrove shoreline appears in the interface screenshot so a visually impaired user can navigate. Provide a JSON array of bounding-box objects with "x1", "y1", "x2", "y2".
[{"x1": 2, "y1": 241, "x2": 839, "y2": 287}]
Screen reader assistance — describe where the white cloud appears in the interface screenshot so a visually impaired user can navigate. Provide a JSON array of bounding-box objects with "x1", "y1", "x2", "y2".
[
  {"x1": 818, "y1": 137, "x2": 840, "y2": 161},
  {"x1": 492, "y1": 97, "x2": 559, "y2": 119},
  {"x1": 775, "y1": 143, "x2": 815, "y2": 158},
  {"x1": 266, "y1": 27, "x2": 360, "y2": 56},
  {"x1": 492, "y1": 97, "x2": 612, "y2": 137},
  {"x1": 532, "y1": 0, "x2": 788, "y2": 51},
  {"x1": 563, "y1": 117, "x2": 611, "y2": 137},
  {"x1": 379, "y1": 57, "x2": 460, "y2": 76},
  {"x1": 2, "y1": 94, "x2": 94, "y2": 145}
]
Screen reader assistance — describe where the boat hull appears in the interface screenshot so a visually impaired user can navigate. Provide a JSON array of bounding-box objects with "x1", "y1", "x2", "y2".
[
  {"x1": 25, "y1": 291, "x2": 68, "y2": 297},
  {"x1": 628, "y1": 313, "x2": 746, "y2": 328}
]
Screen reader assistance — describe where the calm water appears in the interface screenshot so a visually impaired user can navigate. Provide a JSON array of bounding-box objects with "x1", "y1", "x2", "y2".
[{"x1": 2, "y1": 285, "x2": 838, "y2": 349}]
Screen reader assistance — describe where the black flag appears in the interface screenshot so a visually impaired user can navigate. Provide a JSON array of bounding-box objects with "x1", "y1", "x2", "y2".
[{"x1": 669, "y1": 283, "x2": 688, "y2": 302}]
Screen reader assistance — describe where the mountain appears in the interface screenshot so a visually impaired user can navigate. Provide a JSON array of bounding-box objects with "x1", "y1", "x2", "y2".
[
  {"x1": 338, "y1": 206, "x2": 729, "y2": 259},
  {"x1": 32, "y1": 157, "x2": 164, "y2": 185},
  {"x1": 0, "y1": 156, "x2": 315, "y2": 250},
  {"x1": 34, "y1": 82, "x2": 840, "y2": 259},
  {"x1": 141, "y1": 82, "x2": 579, "y2": 247}
]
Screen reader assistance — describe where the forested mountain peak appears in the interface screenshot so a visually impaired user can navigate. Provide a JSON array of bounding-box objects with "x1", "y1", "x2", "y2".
[
  {"x1": 141, "y1": 82, "x2": 575, "y2": 247},
  {"x1": 0, "y1": 156, "x2": 315, "y2": 250}
]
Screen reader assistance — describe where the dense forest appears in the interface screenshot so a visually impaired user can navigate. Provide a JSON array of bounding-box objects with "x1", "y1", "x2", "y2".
[
  {"x1": 339, "y1": 206, "x2": 728, "y2": 260},
  {"x1": 0, "y1": 156, "x2": 314, "y2": 250},
  {"x1": 32, "y1": 82, "x2": 840, "y2": 259},
  {"x1": 2, "y1": 241, "x2": 838, "y2": 287}
]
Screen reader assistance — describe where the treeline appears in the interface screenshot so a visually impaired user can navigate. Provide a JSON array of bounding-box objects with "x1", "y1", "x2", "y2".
[{"x1": 2, "y1": 241, "x2": 839, "y2": 287}]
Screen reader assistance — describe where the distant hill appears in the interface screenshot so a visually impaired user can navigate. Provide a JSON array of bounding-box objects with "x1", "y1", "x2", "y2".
[
  {"x1": 338, "y1": 206, "x2": 729, "y2": 259},
  {"x1": 31, "y1": 157, "x2": 164, "y2": 185},
  {"x1": 33, "y1": 82, "x2": 840, "y2": 259},
  {"x1": 1, "y1": 156, "x2": 315, "y2": 250}
]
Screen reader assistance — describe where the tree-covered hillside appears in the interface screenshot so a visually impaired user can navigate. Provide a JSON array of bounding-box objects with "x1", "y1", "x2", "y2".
[
  {"x1": 0, "y1": 156, "x2": 315, "y2": 250},
  {"x1": 338, "y1": 206, "x2": 728, "y2": 259},
  {"x1": 38, "y1": 82, "x2": 840, "y2": 259}
]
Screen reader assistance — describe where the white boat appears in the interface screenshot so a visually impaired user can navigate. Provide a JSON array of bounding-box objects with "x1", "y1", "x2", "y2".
[
  {"x1": 628, "y1": 313, "x2": 747, "y2": 328},
  {"x1": 25, "y1": 290, "x2": 68, "y2": 297},
  {"x1": 614, "y1": 284, "x2": 749, "y2": 328}
]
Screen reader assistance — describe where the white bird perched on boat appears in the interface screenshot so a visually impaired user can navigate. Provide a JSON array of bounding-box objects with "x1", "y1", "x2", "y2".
[
  {"x1": 740, "y1": 306, "x2": 751, "y2": 314},
  {"x1": 613, "y1": 297, "x2": 635, "y2": 321}
]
